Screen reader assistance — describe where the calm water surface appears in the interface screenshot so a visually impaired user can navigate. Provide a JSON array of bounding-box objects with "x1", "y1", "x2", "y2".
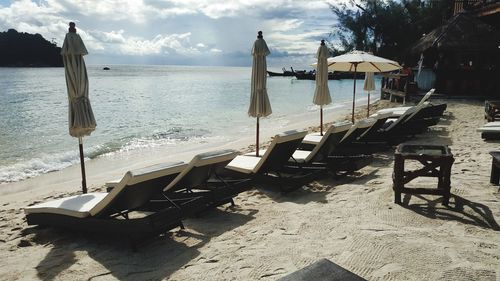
[{"x1": 0, "y1": 65, "x2": 379, "y2": 183}]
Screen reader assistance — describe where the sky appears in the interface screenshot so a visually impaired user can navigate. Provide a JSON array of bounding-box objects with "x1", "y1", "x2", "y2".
[{"x1": 0, "y1": 0, "x2": 347, "y2": 68}]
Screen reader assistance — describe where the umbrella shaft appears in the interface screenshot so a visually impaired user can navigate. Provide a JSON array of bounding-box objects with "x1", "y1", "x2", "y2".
[
  {"x1": 79, "y1": 138, "x2": 88, "y2": 194},
  {"x1": 352, "y1": 65, "x2": 357, "y2": 123},
  {"x1": 256, "y1": 117, "x2": 259, "y2": 157}
]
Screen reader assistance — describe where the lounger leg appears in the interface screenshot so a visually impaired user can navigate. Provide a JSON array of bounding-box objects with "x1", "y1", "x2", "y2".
[
  {"x1": 394, "y1": 191, "x2": 401, "y2": 204},
  {"x1": 490, "y1": 159, "x2": 499, "y2": 185}
]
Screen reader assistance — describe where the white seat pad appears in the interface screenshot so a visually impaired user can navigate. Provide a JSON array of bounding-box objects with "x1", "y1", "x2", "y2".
[
  {"x1": 303, "y1": 134, "x2": 323, "y2": 145},
  {"x1": 291, "y1": 150, "x2": 311, "y2": 163},
  {"x1": 24, "y1": 193, "x2": 108, "y2": 218},
  {"x1": 226, "y1": 155, "x2": 262, "y2": 174}
]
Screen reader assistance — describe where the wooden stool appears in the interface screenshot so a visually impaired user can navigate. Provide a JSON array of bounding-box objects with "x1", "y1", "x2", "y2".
[
  {"x1": 489, "y1": 151, "x2": 500, "y2": 185},
  {"x1": 393, "y1": 144, "x2": 454, "y2": 205}
]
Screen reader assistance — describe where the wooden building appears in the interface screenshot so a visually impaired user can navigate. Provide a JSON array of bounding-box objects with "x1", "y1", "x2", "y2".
[{"x1": 409, "y1": 8, "x2": 500, "y2": 96}]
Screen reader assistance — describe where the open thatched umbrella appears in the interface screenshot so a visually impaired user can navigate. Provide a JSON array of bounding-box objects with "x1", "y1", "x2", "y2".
[
  {"x1": 248, "y1": 31, "x2": 271, "y2": 157},
  {"x1": 313, "y1": 40, "x2": 332, "y2": 136},
  {"x1": 61, "y1": 22, "x2": 96, "y2": 193}
]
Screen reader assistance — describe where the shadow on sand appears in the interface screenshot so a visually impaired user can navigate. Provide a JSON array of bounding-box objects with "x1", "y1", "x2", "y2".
[
  {"x1": 26, "y1": 206, "x2": 257, "y2": 281},
  {"x1": 402, "y1": 194, "x2": 499, "y2": 231}
]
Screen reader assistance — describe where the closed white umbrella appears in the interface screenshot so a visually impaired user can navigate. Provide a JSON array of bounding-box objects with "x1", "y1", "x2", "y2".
[
  {"x1": 313, "y1": 40, "x2": 332, "y2": 136},
  {"x1": 327, "y1": 50, "x2": 401, "y2": 122},
  {"x1": 61, "y1": 22, "x2": 96, "y2": 193},
  {"x1": 248, "y1": 31, "x2": 271, "y2": 157},
  {"x1": 363, "y1": 72, "x2": 375, "y2": 117}
]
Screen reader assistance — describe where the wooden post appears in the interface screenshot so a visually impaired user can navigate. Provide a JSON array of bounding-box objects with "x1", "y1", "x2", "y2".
[
  {"x1": 78, "y1": 137, "x2": 87, "y2": 194},
  {"x1": 351, "y1": 64, "x2": 358, "y2": 123},
  {"x1": 256, "y1": 117, "x2": 260, "y2": 157},
  {"x1": 320, "y1": 105, "x2": 323, "y2": 136}
]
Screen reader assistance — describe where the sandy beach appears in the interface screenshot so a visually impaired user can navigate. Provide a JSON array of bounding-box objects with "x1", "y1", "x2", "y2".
[{"x1": 0, "y1": 99, "x2": 499, "y2": 281}]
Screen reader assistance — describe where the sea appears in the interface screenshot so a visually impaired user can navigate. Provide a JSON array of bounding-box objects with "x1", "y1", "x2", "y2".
[{"x1": 0, "y1": 65, "x2": 380, "y2": 185}]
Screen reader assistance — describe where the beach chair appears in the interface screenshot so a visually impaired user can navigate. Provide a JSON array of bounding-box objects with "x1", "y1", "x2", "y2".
[
  {"x1": 376, "y1": 89, "x2": 435, "y2": 118},
  {"x1": 362, "y1": 101, "x2": 433, "y2": 143},
  {"x1": 287, "y1": 120, "x2": 378, "y2": 172},
  {"x1": 24, "y1": 162, "x2": 208, "y2": 244},
  {"x1": 477, "y1": 126, "x2": 500, "y2": 140},
  {"x1": 278, "y1": 258, "x2": 366, "y2": 281},
  {"x1": 225, "y1": 130, "x2": 308, "y2": 191},
  {"x1": 164, "y1": 149, "x2": 251, "y2": 207}
]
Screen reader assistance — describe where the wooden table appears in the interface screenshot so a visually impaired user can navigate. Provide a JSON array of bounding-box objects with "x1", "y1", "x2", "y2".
[
  {"x1": 393, "y1": 144, "x2": 454, "y2": 205},
  {"x1": 485, "y1": 101, "x2": 500, "y2": 122}
]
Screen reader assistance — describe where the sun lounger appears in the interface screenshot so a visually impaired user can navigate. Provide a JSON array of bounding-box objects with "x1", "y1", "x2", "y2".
[
  {"x1": 477, "y1": 126, "x2": 500, "y2": 140},
  {"x1": 164, "y1": 149, "x2": 251, "y2": 207},
  {"x1": 24, "y1": 162, "x2": 207, "y2": 244},
  {"x1": 225, "y1": 130, "x2": 308, "y2": 191},
  {"x1": 278, "y1": 258, "x2": 366, "y2": 281},
  {"x1": 376, "y1": 89, "x2": 435, "y2": 117},
  {"x1": 287, "y1": 120, "x2": 377, "y2": 173},
  {"x1": 363, "y1": 100, "x2": 435, "y2": 143}
]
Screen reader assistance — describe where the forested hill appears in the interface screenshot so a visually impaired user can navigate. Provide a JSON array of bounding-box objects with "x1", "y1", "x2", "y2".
[{"x1": 0, "y1": 29, "x2": 63, "y2": 67}]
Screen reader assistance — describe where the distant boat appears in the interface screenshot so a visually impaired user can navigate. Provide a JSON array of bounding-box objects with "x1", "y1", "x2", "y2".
[
  {"x1": 267, "y1": 67, "x2": 302, "y2": 77},
  {"x1": 294, "y1": 71, "x2": 365, "y2": 80},
  {"x1": 103, "y1": 67, "x2": 110, "y2": 70}
]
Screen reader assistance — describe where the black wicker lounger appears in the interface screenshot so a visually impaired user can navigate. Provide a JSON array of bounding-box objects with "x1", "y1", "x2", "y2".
[
  {"x1": 24, "y1": 162, "x2": 208, "y2": 244},
  {"x1": 225, "y1": 130, "x2": 308, "y2": 191},
  {"x1": 163, "y1": 149, "x2": 252, "y2": 207}
]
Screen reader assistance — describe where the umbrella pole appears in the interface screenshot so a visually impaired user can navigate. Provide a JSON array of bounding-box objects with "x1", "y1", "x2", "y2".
[
  {"x1": 320, "y1": 105, "x2": 323, "y2": 136},
  {"x1": 256, "y1": 117, "x2": 260, "y2": 157},
  {"x1": 78, "y1": 137, "x2": 88, "y2": 194},
  {"x1": 367, "y1": 92, "x2": 370, "y2": 118},
  {"x1": 352, "y1": 64, "x2": 358, "y2": 123}
]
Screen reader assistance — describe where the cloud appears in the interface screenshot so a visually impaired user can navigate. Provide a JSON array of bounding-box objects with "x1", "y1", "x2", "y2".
[{"x1": 0, "y1": 0, "x2": 340, "y2": 68}]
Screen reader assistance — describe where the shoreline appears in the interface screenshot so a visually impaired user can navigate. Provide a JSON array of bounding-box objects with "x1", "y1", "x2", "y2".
[
  {"x1": 0, "y1": 93, "x2": 380, "y2": 199},
  {"x1": 0, "y1": 98, "x2": 499, "y2": 280}
]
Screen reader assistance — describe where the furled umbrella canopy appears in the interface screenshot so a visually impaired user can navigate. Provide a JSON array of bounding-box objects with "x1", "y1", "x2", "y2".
[
  {"x1": 363, "y1": 72, "x2": 375, "y2": 117},
  {"x1": 327, "y1": 50, "x2": 401, "y2": 122},
  {"x1": 248, "y1": 31, "x2": 271, "y2": 156},
  {"x1": 61, "y1": 22, "x2": 96, "y2": 193},
  {"x1": 313, "y1": 40, "x2": 332, "y2": 135}
]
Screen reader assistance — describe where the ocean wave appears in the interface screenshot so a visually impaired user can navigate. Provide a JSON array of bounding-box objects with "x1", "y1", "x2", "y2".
[
  {"x1": 0, "y1": 127, "x2": 211, "y2": 184},
  {"x1": 0, "y1": 151, "x2": 81, "y2": 184}
]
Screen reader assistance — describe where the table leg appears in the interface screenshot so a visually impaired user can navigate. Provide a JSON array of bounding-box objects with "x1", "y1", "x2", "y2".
[{"x1": 490, "y1": 159, "x2": 499, "y2": 185}]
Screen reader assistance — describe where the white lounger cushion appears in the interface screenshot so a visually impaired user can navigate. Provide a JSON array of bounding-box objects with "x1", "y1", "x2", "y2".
[
  {"x1": 374, "y1": 89, "x2": 435, "y2": 117},
  {"x1": 165, "y1": 149, "x2": 238, "y2": 191},
  {"x1": 303, "y1": 121, "x2": 352, "y2": 145},
  {"x1": 481, "y1": 122, "x2": 500, "y2": 127},
  {"x1": 291, "y1": 150, "x2": 312, "y2": 163},
  {"x1": 225, "y1": 155, "x2": 262, "y2": 174},
  {"x1": 226, "y1": 130, "x2": 307, "y2": 174},
  {"x1": 477, "y1": 126, "x2": 500, "y2": 132},
  {"x1": 25, "y1": 161, "x2": 187, "y2": 218},
  {"x1": 24, "y1": 193, "x2": 108, "y2": 218},
  {"x1": 340, "y1": 118, "x2": 376, "y2": 142}
]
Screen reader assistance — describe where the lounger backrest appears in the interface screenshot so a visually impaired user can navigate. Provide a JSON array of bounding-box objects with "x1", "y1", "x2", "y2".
[
  {"x1": 92, "y1": 162, "x2": 187, "y2": 217},
  {"x1": 358, "y1": 112, "x2": 392, "y2": 140},
  {"x1": 416, "y1": 89, "x2": 435, "y2": 107},
  {"x1": 164, "y1": 149, "x2": 238, "y2": 192},
  {"x1": 307, "y1": 121, "x2": 352, "y2": 162},
  {"x1": 385, "y1": 102, "x2": 427, "y2": 132},
  {"x1": 339, "y1": 118, "x2": 376, "y2": 145},
  {"x1": 257, "y1": 130, "x2": 307, "y2": 173}
]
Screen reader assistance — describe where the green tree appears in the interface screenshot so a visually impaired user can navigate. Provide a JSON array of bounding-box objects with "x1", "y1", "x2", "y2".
[{"x1": 329, "y1": 0, "x2": 453, "y2": 61}]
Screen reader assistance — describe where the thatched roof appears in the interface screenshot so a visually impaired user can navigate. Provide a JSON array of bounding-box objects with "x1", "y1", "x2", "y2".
[{"x1": 410, "y1": 12, "x2": 500, "y2": 54}]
